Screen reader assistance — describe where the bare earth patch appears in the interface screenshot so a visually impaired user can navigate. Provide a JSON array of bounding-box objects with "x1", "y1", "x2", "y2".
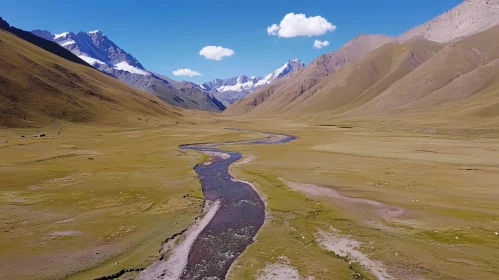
[
  {"x1": 234, "y1": 155, "x2": 257, "y2": 166},
  {"x1": 316, "y1": 227, "x2": 394, "y2": 280},
  {"x1": 54, "y1": 218, "x2": 74, "y2": 224},
  {"x1": 280, "y1": 178, "x2": 405, "y2": 219},
  {"x1": 49, "y1": 231, "x2": 81, "y2": 237},
  {"x1": 257, "y1": 256, "x2": 313, "y2": 280},
  {"x1": 136, "y1": 200, "x2": 220, "y2": 280}
]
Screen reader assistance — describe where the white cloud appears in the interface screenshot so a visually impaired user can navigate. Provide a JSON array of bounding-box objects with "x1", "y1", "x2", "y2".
[
  {"x1": 267, "y1": 24, "x2": 280, "y2": 36},
  {"x1": 199, "y1": 45, "x2": 235, "y2": 61},
  {"x1": 267, "y1": 13, "x2": 336, "y2": 38},
  {"x1": 313, "y1": 39, "x2": 330, "y2": 49},
  {"x1": 172, "y1": 68, "x2": 203, "y2": 77}
]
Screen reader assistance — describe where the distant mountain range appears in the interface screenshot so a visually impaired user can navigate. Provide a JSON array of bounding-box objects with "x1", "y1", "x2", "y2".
[
  {"x1": 30, "y1": 29, "x2": 303, "y2": 111},
  {"x1": 31, "y1": 29, "x2": 225, "y2": 112},
  {"x1": 201, "y1": 59, "x2": 305, "y2": 106}
]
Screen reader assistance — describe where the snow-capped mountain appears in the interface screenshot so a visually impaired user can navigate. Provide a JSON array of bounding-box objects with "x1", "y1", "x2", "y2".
[
  {"x1": 255, "y1": 59, "x2": 305, "y2": 87},
  {"x1": 32, "y1": 29, "x2": 148, "y2": 75},
  {"x1": 202, "y1": 75, "x2": 263, "y2": 93},
  {"x1": 202, "y1": 59, "x2": 305, "y2": 105},
  {"x1": 31, "y1": 29, "x2": 225, "y2": 112}
]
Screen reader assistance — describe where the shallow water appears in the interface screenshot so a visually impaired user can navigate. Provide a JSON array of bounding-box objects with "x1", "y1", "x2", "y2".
[{"x1": 179, "y1": 131, "x2": 296, "y2": 279}]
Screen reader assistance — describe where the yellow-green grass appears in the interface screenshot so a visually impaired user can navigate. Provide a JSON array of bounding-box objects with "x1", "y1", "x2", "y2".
[
  {"x1": 0, "y1": 121, "x2": 264, "y2": 280},
  {"x1": 225, "y1": 119, "x2": 499, "y2": 280},
  {"x1": 2, "y1": 115, "x2": 499, "y2": 280}
]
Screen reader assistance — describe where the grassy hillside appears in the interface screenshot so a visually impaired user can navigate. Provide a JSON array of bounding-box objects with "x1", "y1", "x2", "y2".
[
  {"x1": 225, "y1": 34, "x2": 395, "y2": 115},
  {"x1": 348, "y1": 25, "x2": 499, "y2": 119},
  {"x1": 281, "y1": 40, "x2": 443, "y2": 116},
  {"x1": 352, "y1": 26, "x2": 499, "y2": 114},
  {"x1": 0, "y1": 29, "x2": 182, "y2": 128}
]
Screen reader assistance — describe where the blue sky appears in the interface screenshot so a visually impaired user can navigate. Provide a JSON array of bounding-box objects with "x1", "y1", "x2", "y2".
[{"x1": 2, "y1": 0, "x2": 462, "y2": 83}]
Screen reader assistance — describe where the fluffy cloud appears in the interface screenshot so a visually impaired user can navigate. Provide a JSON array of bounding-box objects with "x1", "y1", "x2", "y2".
[
  {"x1": 267, "y1": 24, "x2": 280, "y2": 35},
  {"x1": 199, "y1": 46, "x2": 235, "y2": 61},
  {"x1": 313, "y1": 40, "x2": 330, "y2": 49},
  {"x1": 267, "y1": 13, "x2": 336, "y2": 38},
  {"x1": 172, "y1": 68, "x2": 203, "y2": 77}
]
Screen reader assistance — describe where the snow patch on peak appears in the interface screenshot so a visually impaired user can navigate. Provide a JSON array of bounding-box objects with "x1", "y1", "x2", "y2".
[
  {"x1": 61, "y1": 40, "x2": 76, "y2": 47},
  {"x1": 255, "y1": 73, "x2": 273, "y2": 87},
  {"x1": 274, "y1": 62, "x2": 289, "y2": 76},
  {"x1": 78, "y1": 55, "x2": 106, "y2": 66},
  {"x1": 204, "y1": 58, "x2": 303, "y2": 97},
  {"x1": 89, "y1": 30, "x2": 102, "y2": 34},
  {"x1": 113, "y1": 61, "x2": 150, "y2": 76},
  {"x1": 54, "y1": 32, "x2": 69, "y2": 39},
  {"x1": 218, "y1": 80, "x2": 255, "y2": 92},
  {"x1": 255, "y1": 59, "x2": 304, "y2": 87}
]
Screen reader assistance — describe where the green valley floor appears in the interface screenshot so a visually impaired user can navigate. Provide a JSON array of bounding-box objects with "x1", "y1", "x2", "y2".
[{"x1": 1, "y1": 117, "x2": 498, "y2": 280}]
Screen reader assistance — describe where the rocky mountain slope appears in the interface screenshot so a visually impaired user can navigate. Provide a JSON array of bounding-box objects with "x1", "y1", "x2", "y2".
[
  {"x1": 0, "y1": 23, "x2": 182, "y2": 128},
  {"x1": 398, "y1": 0, "x2": 499, "y2": 43},
  {"x1": 203, "y1": 59, "x2": 305, "y2": 106},
  {"x1": 31, "y1": 29, "x2": 225, "y2": 112}
]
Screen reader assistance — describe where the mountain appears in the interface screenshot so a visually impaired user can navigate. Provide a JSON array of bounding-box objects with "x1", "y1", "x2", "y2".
[
  {"x1": 224, "y1": 34, "x2": 395, "y2": 115},
  {"x1": 203, "y1": 59, "x2": 305, "y2": 106},
  {"x1": 398, "y1": 0, "x2": 499, "y2": 43},
  {"x1": 226, "y1": 12, "x2": 499, "y2": 127},
  {"x1": 202, "y1": 75, "x2": 262, "y2": 107},
  {"x1": 0, "y1": 21, "x2": 181, "y2": 128},
  {"x1": 201, "y1": 75, "x2": 262, "y2": 93},
  {"x1": 162, "y1": 78, "x2": 226, "y2": 112},
  {"x1": 31, "y1": 29, "x2": 225, "y2": 112},
  {"x1": 255, "y1": 59, "x2": 306, "y2": 87},
  {"x1": 226, "y1": 0, "x2": 499, "y2": 120},
  {"x1": 281, "y1": 40, "x2": 443, "y2": 116},
  {"x1": 348, "y1": 24, "x2": 499, "y2": 119}
]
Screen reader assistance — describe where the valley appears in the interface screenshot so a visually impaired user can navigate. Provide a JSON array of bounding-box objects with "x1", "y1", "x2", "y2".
[{"x1": 1, "y1": 0, "x2": 499, "y2": 279}]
